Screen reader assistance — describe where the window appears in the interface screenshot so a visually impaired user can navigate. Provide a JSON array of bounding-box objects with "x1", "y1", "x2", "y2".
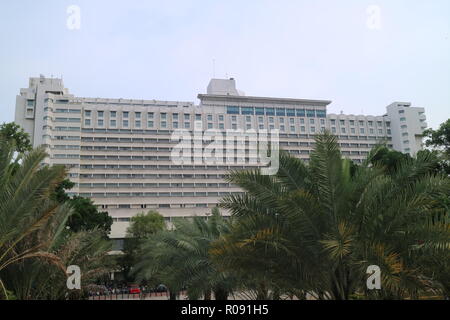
[
  {"x1": 265, "y1": 108, "x2": 275, "y2": 116},
  {"x1": 320, "y1": 119, "x2": 325, "y2": 125},
  {"x1": 296, "y1": 109, "x2": 306, "y2": 117},
  {"x1": 98, "y1": 119, "x2": 104, "y2": 126},
  {"x1": 207, "y1": 114, "x2": 213, "y2": 121},
  {"x1": 341, "y1": 127, "x2": 346, "y2": 133},
  {"x1": 359, "y1": 120, "x2": 364, "y2": 126},
  {"x1": 351, "y1": 128, "x2": 355, "y2": 134},
  {"x1": 259, "y1": 116, "x2": 264, "y2": 123},
  {"x1": 110, "y1": 111, "x2": 116, "y2": 118},
  {"x1": 231, "y1": 116, "x2": 237, "y2": 122},
  {"x1": 246, "y1": 124, "x2": 251, "y2": 130},
  {"x1": 147, "y1": 112, "x2": 154, "y2": 119},
  {"x1": 306, "y1": 110, "x2": 315, "y2": 117},
  {"x1": 300, "y1": 118, "x2": 305, "y2": 124},
  {"x1": 208, "y1": 123, "x2": 213, "y2": 129},
  {"x1": 400, "y1": 117, "x2": 406, "y2": 122},
  {"x1": 279, "y1": 117, "x2": 284, "y2": 123},
  {"x1": 173, "y1": 122, "x2": 179, "y2": 129},
  {"x1": 147, "y1": 121, "x2": 153, "y2": 128},
  {"x1": 97, "y1": 111, "x2": 104, "y2": 117},
  {"x1": 276, "y1": 108, "x2": 286, "y2": 116},
  {"x1": 242, "y1": 107, "x2": 254, "y2": 115},
  {"x1": 290, "y1": 126, "x2": 295, "y2": 132},
  {"x1": 340, "y1": 120, "x2": 345, "y2": 126},
  {"x1": 310, "y1": 127, "x2": 315, "y2": 133},
  {"x1": 290, "y1": 118, "x2": 295, "y2": 124},
  {"x1": 110, "y1": 120, "x2": 116, "y2": 127},
  {"x1": 184, "y1": 122, "x2": 190, "y2": 129},
  {"x1": 246, "y1": 116, "x2": 251, "y2": 122},
  {"x1": 123, "y1": 120, "x2": 129, "y2": 127},
  {"x1": 399, "y1": 110, "x2": 405, "y2": 114},
  {"x1": 123, "y1": 112, "x2": 129, "y2": 118},
  {"x1": 332, "y1": 127, "x2": 336, "y2": 133},
  {"x1": 349, "y1": 120, "x2": 355, "y2": 126},
  {"x1": 84, "y1": 119, "x2": 91, "y2": 126},
  {"x1": 160, "y1": 113, "x2": 166, "y2": 120},
  {"x1": 172, "y1": 113, "x2": 178, "y2": 120},
  {"x1": 195, "y1": 114, "x2": 201, "y2": 121},
  {"x1": 310, "y1": 119, "x2": 315, "y2": 124},
  {"x1": 360, "y1": 128, "x2": 365, "y2": 134},
  {"x1": 219, "y1": 123, "x2": 224, "y2": 130},
  {"x1": 184, "y1": 114, "x2": 190, "y2": 120},
  {"x1": 232, "y1": 123, "x2": 237, "y2": 130},
  {"x1": 368, "y1": 121, "x2": 373, "y2": 126},
  {"x1": 219, "y1": 115, "x2": 224, "y2": 121},
  {"x1": 269, "y1": 117, "x2": 274, "y2": 123},
  {"x1": 378, "y1": 129, "x2": 383, "y2": 134},
  {"x1": 160, "y1": 121, "x2": 166, "y2": 128},
  {"x1": 280, "y1": 125, "x2": 285, "y2": 131},
  {"x1": 301, "y1": 126, "x2": 306, "y2": 132},
  {"x1": 227, "y1": 106, "x2": 239, "y2": 114},
  {"x1": 255, "y1": 107, "x2": 264, "y2": 115},
  {"x1": 85, "y1": 110, "x2": 91, "y2": 117}
]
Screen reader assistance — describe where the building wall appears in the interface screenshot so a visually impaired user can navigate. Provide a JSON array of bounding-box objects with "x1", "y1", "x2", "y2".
[{"x1": 15, "y1": 77, "x2": 427, "y2": 239}]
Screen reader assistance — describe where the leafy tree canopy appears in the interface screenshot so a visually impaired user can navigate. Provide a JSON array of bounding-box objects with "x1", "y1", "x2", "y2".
[
  {"x1": 424, "y1": 119, "x2": 450, "y2": 155},
  {"x1": 0, "y1": 122, "x2": 32, "y2": 153},
  {"x1": 126, "y1": 210, "x2": 165, "y2": 239}
]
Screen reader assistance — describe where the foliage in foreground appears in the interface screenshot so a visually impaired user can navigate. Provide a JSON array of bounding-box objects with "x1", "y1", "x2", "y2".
[
  {"x1": 210, "y1": 132, "x2": 449, "y2": 299},
  {"x1": 0, "y1": 134, "x2": 112, "y2": 300}
]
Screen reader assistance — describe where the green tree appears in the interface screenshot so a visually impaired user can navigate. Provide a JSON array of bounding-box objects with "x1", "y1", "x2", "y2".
[
  {"x1": 0, "y1": 135, "x2": 113, "y2": 300},
  {"x1": 127, "y1": 211, "x2": 165, "y2": 238},
  {"x1": 119, "y1": 211, "x2": 165, "y2": 283},
  {"x1": 423, "y1": 119, "x2": 450, "y2": 175},
  {"x1": 133, "y1": 208, "x2": 236, "y2": 300},
  {"x1": 53, "y1": 179, "x2": 113, "y2": 236},
  {"x1": 212, "y1": 132, "x2": 450, "y2": 300},
  {"x1": 0, "y1": 122, "x2": 32, "y2": 153},
  {"x1": 424, "y1": 119, "x2": 450, "y2": 155},
  {"x1": 0, "y1": 137, "x2": 69, "y2": 299}
]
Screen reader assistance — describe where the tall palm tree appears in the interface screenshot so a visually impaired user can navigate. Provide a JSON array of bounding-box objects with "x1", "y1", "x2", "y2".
[
  {"x1": 0, "y1": 136, "x2": 113, "y2": 299},
  {"x1": 211, "y1": 132, "x2": 450, "y2": 299},
  {"x1": 0, "y1": 137, "x2": 70, "y2": 299},
  {"x1": 133, "y1": 208, "x2": 236, "y2": 300}
]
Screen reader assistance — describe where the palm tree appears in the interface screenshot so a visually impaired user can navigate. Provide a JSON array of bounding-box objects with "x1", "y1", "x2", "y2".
[
  {"x1": 0, "y1": 137, "x2": 71, "y2": 299},
  {"x1": 0, "y1": 136, "x2": 113, "y2": 299},
  {"x1": 212, "y1": 132, "x2": 450, "y2": 299},
  {"x1": 133, "y1": 208, "x2": 236, "y2": 300}
]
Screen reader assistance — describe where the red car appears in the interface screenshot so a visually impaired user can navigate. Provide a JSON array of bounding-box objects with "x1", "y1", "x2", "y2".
[{"x1": 128, "y1": 285, "x2": 141, "y2": 294}]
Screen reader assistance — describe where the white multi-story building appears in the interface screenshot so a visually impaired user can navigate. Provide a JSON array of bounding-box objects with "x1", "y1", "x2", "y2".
[{"x1": 15, "y1": 76, "x2": 427, "y2": 241}]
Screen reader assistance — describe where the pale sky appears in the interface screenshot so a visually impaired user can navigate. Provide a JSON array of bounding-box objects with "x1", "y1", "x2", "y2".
[{"x1": 1, "y1": 0, "x2": 449, "y2": 128}]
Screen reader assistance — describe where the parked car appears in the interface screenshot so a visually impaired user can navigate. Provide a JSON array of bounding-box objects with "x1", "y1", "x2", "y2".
[{"x1": 128, "y1": 284, "x2": 141, "y2": 294}]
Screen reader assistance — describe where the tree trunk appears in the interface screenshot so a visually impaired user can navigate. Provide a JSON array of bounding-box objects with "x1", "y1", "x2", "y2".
[{"x1": 213, "y1": 287, "x2": 228, "y2": 300}]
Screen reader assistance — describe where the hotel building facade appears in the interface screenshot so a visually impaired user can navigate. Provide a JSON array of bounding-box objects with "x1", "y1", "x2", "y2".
[{"x1": 15, "y1": 76, "x2": 428, "y2": 241}]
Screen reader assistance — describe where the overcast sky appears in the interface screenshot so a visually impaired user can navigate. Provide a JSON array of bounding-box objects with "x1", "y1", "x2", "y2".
[{"x1": 1, "y1": 0, "x2": 449, "y2": 128}]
